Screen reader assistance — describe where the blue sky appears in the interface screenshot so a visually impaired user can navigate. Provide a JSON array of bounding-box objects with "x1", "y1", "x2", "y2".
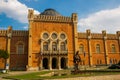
[{"x1": 0, "y1": 0, "x2": 120, "y2": 33}]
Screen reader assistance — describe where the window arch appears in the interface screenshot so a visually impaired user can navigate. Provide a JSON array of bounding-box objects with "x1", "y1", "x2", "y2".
[
  {"x1": 111, "y1": 44, "x2": 116, "y2": 53},
  {"x1": 60, "y1": 42, "x2": 66, "y2": 51},
  {"x1": 17, "y1": 42, "x2": 24, "y2": 54},
  {"x1": 43, "y1": 42, "x2": 48, "y2": 51},
  {"x1": 96, "y1": 44, "x2": 100, "y2": 53},
  {"x1": 79, "y1": 44, "x2": 84, "y2": 53},
  {"x1": 52, "y1": 42, "x2": 57, "y2": 51}
]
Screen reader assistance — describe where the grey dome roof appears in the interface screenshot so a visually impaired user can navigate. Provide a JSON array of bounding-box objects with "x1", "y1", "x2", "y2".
[{"x1": 41, "y1": 8, "x2": 61, "y2": 16}]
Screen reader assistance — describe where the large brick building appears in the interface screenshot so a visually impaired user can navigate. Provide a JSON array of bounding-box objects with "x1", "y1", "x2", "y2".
[{"x1": 0, "y1": 9, "x2": 120, "y2": 70}]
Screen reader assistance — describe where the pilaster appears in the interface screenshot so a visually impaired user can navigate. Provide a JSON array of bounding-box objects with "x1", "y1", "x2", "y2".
[
  {"x1": 7, "y1": 26, "x2": 12, "y2": 70},
  {"x1": 102, "y1": 30, "x2": 109, "y2": 65},
  {"x1": 116, "y1": 31, "x2": 120, "y2": 55},
  {"x1": 86, "y1": 29, "x2": 92, "y2": 66},
  {"x1": 72, "y1": 13, "x2": 78, "y2": 53}
]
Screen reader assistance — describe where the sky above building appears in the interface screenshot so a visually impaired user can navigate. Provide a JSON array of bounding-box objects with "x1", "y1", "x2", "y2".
[{"x1": 0, "y1": 0, "x2": 120, "y2": 33}]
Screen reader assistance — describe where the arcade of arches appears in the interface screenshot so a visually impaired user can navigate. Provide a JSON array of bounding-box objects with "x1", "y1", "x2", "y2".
[{"x1": 42, "y1": 57, "x2": 67, "y2": 70}]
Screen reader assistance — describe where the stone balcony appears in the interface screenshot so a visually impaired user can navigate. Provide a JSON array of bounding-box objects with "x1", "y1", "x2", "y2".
[{"x1": 42, "y1": 50, "x2": 68, "y2": 55}]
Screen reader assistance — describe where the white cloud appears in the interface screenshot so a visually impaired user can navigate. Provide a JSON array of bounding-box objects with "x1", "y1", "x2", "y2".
[
  {"x1": 23, "y1": 25, "x2": 28, "y2": 30},
  {"x1": 78, "y1": 6, "x2": 120, "y2": 33},
  {"x1": 0, "y1": 0, "x2": 40, "y2": 24}
]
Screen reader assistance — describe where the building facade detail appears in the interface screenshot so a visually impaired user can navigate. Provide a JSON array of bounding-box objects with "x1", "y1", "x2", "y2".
[{"x1": 0, "y1": 9, "x2": 120, "y2": 70}]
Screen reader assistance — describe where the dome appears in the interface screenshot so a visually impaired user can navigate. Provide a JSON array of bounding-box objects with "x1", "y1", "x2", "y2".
[{"x1": 41, "y1": 8, "x2": 61, "y2": 16}]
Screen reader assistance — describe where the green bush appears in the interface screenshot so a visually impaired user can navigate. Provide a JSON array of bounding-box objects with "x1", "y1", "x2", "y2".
[{"x1": 0, "y1": 49, "x2": 9, "y2": 59}]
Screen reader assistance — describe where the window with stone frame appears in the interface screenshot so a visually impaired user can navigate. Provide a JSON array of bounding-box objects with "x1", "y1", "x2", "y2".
[
  {"x1": 51, "y1": 33, "x2": 57, "y2": 40},
  {"x1": 52, "y1": 42, "x2": 57, "y2": 51},
  {"x1": 111, "y1": 44, "x2": 116, "y2": 53},
  {"x1": 96, "y1": 44, "x2": 100, "y2": 53},
  {"x1": 79, "y1": 44, "x2": 84, "y2": 53},
  {"x1": 43, "y1": 42, "x2": 48, "y2": 51},
  {"x1": 60, "y1": 42, "x2": 66, "y2": 51},
  {"x1": 60, "y1": 33, "x2": 66, "y2": 40},
  {"x1": 17, "y1": 43, "x2": 24, "y2": 54},
  {"x1": 43, "y1": 33, "x2": 49, "y2": 40}
]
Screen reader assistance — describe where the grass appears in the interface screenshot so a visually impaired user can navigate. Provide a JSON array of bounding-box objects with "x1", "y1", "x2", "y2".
[
  {"x1": 4, "y1": 71, "x2": 52, "y2": 79},
  {"x1": 3, "y1": 70, "x2": 120, "y2": 80},
  {"x1": 0, "y1": 73, "x2": 2, "y2": 75}
]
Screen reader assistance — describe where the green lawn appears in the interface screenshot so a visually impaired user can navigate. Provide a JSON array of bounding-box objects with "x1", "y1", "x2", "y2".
[{"x1": 3, "y1": 70, "x2": 120, "y2": 80}]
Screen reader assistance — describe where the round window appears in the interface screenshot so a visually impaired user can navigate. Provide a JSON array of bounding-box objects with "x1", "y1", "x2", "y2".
[
  {"x1": 51, "y1": 33, "x2": 57, "y2": 39},
  {"x1": 60, "y1": 33, "x2": 66, "y2": 39},
  {"x1": 43, "y1": 33, "x2": 49, "y2": 39}
]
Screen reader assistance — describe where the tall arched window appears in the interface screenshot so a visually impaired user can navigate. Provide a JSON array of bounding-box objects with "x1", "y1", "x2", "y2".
[
  {"x1": 79, "y1": 44, "x2": 84, "y2": 53},
  {"x1": 111, "y1": 44, "x2": 116, "y2": 53},
  {"x1": 52, "y1": 42, "x2": 57, "y2": 51},
  {"x1": 96, "y1": 44, "x2": 100, "y2": 53},
  {"x1": 60, "y1": 42, "x2": 66, "y2": 51},
  {"x1": 17, "y1": 43, "x2": 24, "y2": 54},
  {"x1": 43, "y1": 42, "x2": 48, "y2": 51}
]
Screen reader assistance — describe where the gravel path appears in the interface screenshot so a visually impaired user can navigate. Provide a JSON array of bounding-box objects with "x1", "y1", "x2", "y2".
[{"x1": 52, "y1": 74, "x2": 120, "y2": 80}]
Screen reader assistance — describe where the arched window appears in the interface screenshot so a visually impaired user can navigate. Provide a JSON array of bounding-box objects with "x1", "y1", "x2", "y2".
[
  {"x1": 96, "y1": 44, "x2": 100, "y2": 53},
  {"x1": 17, "y1": 43, "x2": 24, "y2": 54},
  {"x1": 52, "y1": 42, "x2": 57, "y2": 51},
  {"x1": 60, "y1": 42, "x2": 66, "y2": 51},
  {"x1": 111, "y1": 44, "x2": 116, "y2": 53},
  {"x1": 79, "y1": 44, "x2": 84, "y2": 53},
  {"x1": 43, "y1": 42, "x2": 48, "y2": 51}
]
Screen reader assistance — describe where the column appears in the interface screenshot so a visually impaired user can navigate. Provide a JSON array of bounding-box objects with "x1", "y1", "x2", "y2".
[
  {"x1": 58, "y1": 56, "x2": 61, "y2": 70},
  {"x1": 40, "y1": 58, "x2": 43, "y2": 70},
  {"x1": 40, "y1": 39, "x2": 43, "y2": 70},
  {"x1": 49, "y1": 56, "x2": 52, "y2": 70}
]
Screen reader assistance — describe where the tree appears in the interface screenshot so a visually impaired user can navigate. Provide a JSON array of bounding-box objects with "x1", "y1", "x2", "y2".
[{"x1": 0, "y1": 49, "x2": 9, "y2": 69}]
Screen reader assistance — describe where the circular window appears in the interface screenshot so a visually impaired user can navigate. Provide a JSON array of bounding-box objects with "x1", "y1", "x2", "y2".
[
  {"x1": 43, "y1": 33, "x2": 49, "y2": 39},
  {"x1": 60, "y1": 33, "x2": 66, "y2": 40},
  {"x1": 51, "y1": 33, "x2": 57, "y2": 39}
]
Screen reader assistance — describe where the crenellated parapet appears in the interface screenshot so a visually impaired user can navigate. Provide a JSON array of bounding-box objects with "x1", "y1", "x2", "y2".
[
  {"x1": 28, "y1": 9, "x2": 72, "y2": 23},
  {"x1": 12, "y1": 30, "x2": 28, "y2": 37},
  {"x1": 33, "y1": 15, "x2": 72, "y2": 22},
  {"x1": 78, "y1": 30, "x2": 120, "y2": 40},
  {"x1": 0, "y1": 28, "x2": 28, "y2": 37},
  {"x1": 0, "y1": 30, "x2": 7, "y2": 36}
]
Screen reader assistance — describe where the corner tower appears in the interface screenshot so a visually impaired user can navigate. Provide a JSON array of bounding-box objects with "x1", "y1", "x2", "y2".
[{"x1": 27, "y1": 9, "x2": 78, "y2": 70}]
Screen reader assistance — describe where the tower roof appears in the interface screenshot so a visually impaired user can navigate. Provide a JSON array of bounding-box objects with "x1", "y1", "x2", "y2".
[{"x1": 41, "y1": 8, "x2": 61, "y2": 16}]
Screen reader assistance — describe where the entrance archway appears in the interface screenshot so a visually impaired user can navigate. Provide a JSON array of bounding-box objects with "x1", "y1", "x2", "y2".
[
  {"x1": 43, "y1": 58, "x2": 48, "y2": 69},
  {"x1": 52, "y1": 58, "x2": 57, "y2": 69},
  {"x1": 61, "y1": 57, "x2": 66, "y2": 69}
]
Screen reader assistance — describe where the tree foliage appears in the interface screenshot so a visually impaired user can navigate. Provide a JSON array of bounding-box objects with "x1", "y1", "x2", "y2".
[{"x1": 0, "y1": 49, "x2": 9, "y2": 59}]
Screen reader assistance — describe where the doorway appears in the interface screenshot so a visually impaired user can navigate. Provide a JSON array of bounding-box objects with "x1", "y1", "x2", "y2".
[
  {"x1": 43, "y1": 58, "x2": 48, "y2": 69},
  {"x1": 61, "y1": 57, "x2": 66, "y2": 69},
  {"x1": 52, "y1": 58, "x2": 57, "y2": 69}
]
